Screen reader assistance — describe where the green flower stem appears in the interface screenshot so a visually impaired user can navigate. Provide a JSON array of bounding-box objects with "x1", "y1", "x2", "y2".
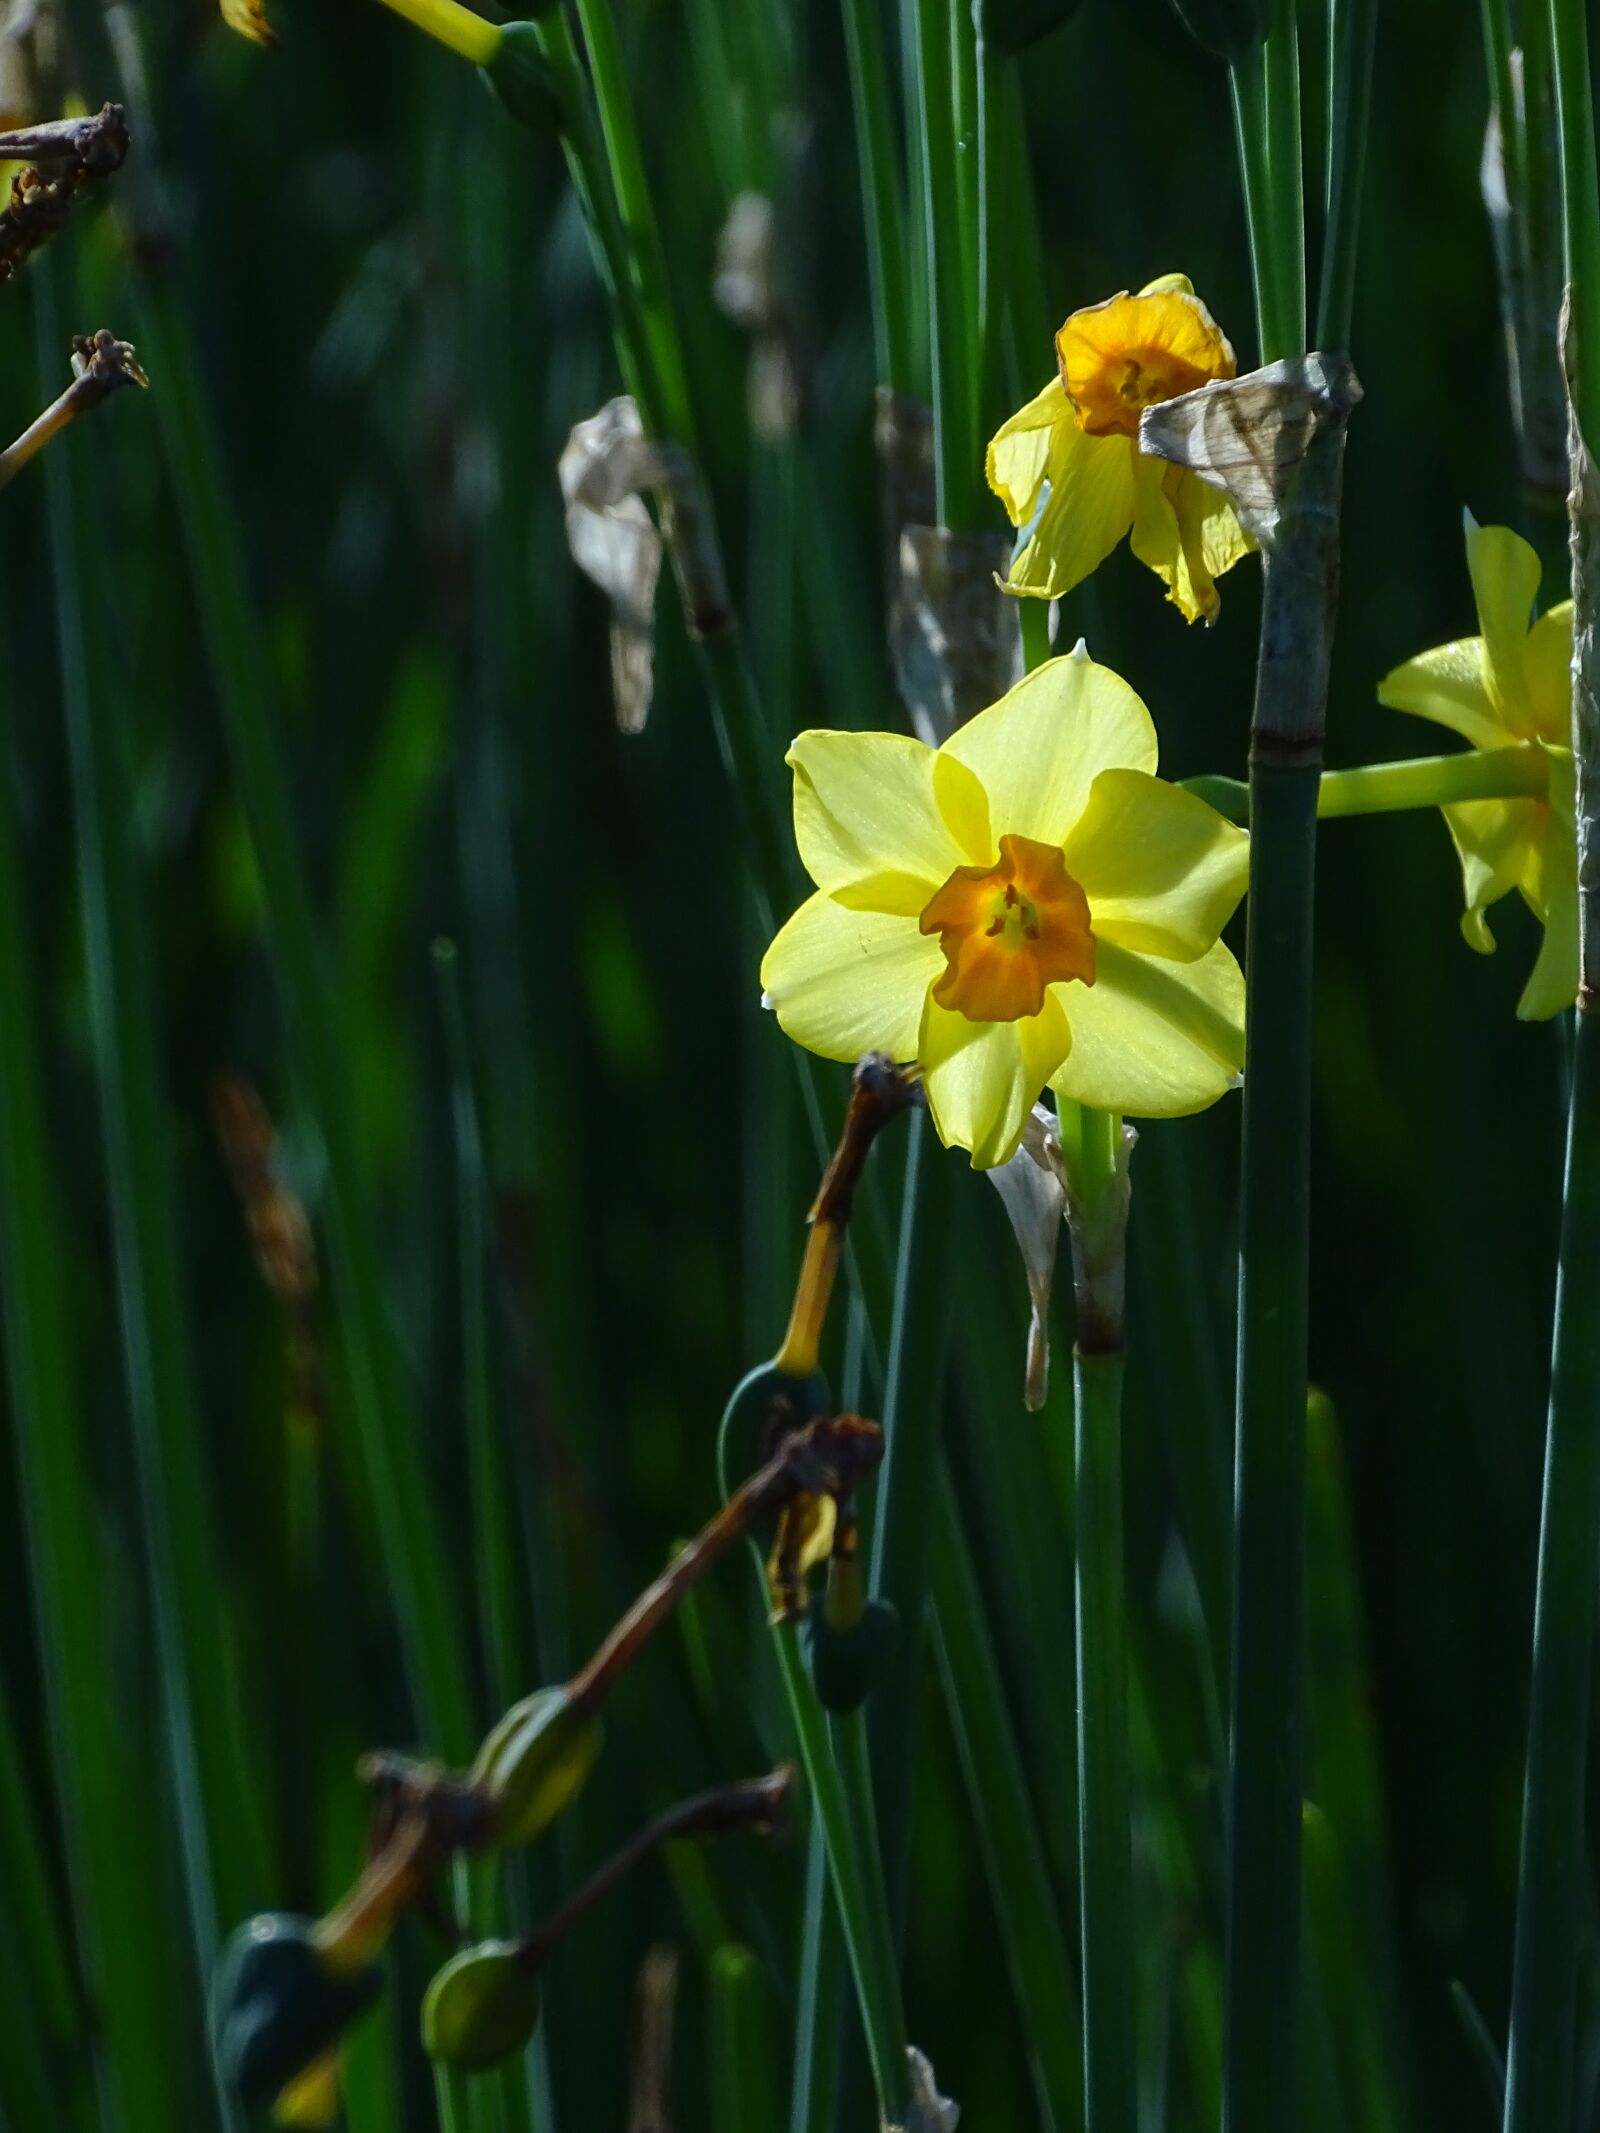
[
  {"x1": 1057, "y1": 1101, "x2": 1135, "y2": 2133},
  {"x1": 1182, "y1": 742, "x2": 1552, "y2": 825},
  {"x1": 788, "y1": 1825, "x2": 844, "y2": 2133},
  {"x1": 1503, "y1": 9, "x2": 1600, "y2": 2129},
  {"x1": 840, "y1": 0, "x2": 911, "y2": 390},
  {"x1": 769, "y1": 1624, "x2": 910, "y2": 2125},
  {"x1": 866, "y1": 1111, "x2": 956, "y2": 1925},
  {"x1": 1316, "y1": 0, "x2": 1378, "y2": 350},
  {"x1": 1229, "y1": 53, "x2": 1281, "y2": 365},
  {"x1": 1260, "y1": 0, "x2": 1306, "y2": 361},
  {"x1": 912, "y1": 0, "x2": 980, "y2": 525},
  {"x1": 568, "y1": 0, "x2": 697, "y2": 450},
  {"x1": 932, "y1": 1480, "x2": 1085, "y2": 2133},
  {"x1": 35, "y1": 250, "x2": 270, "y2": 1991}
]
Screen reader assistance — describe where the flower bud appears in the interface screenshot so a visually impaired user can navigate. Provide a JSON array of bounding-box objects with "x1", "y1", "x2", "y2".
[
  {"x1": 717, "y1": 1360, "x2": 831, "y2": 1502},
  {"x1": 483, "y1": 23, "x2": 563, "y2": 137},
  {"x1": 1166, "y1": 0, "x2": 1267, "y2": 59},
  {"x1": 807, "y1": 1595, "x2": 898, "y2": 1712},
  {"x1": 211, "y1": 1914, "x2": 382, "y2": 2110},
  {"x1": 469, "y1": 1685, "x2": 602, "y2": 1850},
  {"x1": 422, "y1": 1942, "x2": 542, "y2": 2070}
]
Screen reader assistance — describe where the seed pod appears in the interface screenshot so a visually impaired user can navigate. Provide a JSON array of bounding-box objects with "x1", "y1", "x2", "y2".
[
  {"x1": 422, "y1": 1942, "x2": 542, "y2": 2071},
  {"x1": 211, "y1": 1913, "x2": 383, "y2": 2110},
  {"x1": 808, "y1": 1596, "x2": 898, "y2": 1712},
  {"x1": 483, "y1": 22, "x2": 562, "y2": 136},
  {"x1": 717, "y1": 1360, "x2": 831, "y2": 1502},
  {"x1": 470, "y1": 1686, "x2": 603, "y2": 1850},
  {"x1": 977, "y1": 0, "x2": 1087, "y2": 58},
  {"x1": 1166, "y1": 0, "x2": 1268, "y2": 59}
]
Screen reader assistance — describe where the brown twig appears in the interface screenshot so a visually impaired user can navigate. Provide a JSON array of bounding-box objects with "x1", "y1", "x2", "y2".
[
  {"x1": 513, "y1": 1767, "x2": 796, "y2": 1974},
  {"x1": 0, "y1": 330, "x2": 147, "y2": 491},
  {"x1": 628, "y1": 1948, "x2": 679, "y2": 2133},
  {"x1": 0, "y1": 102, "x2": 127, "y2": 281},
  {"x1": 567, "y1": 1412, "x2": 884, "y2": 1712},
  {"x1": 773, "y1": 1052, "x2": 922, "y2": 1378}
]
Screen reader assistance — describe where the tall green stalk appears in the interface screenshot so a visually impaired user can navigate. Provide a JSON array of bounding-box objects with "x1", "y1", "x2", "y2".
[
  {"x1": 1057, "y1": 1100, "x2": 1135, "y2": 2133},
  {"x1": 1223, "y1": 10, "x2": 1358, "y2": 2124},
  {"x1": 1502, "y1": 7, "x2": 1600, "y2": 2127}
]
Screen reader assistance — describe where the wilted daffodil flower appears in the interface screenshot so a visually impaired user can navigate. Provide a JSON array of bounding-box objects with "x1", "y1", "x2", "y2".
[
  {"x1": 760, "y1": 652, "x2": 1249, "y2": 1168},
  {"x1": 1378, "y1": 514, "x2": 1576, "y2": 1020},
  {"x1": 987, "y1": 274, "x2": 1256, "y2": 623}
]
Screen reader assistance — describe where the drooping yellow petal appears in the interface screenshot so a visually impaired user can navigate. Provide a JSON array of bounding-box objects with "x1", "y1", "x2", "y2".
[
  {"x1": 1464, "y1": 514, "x2": 1543, "y2": 732},
  {"x1": 220, "y1": 0, "x2": 277, "y2": 43},
  {"x1": 987, "y1": 385, "x2": 1137, "y2": 601},
  {"x1": 940, "y1": 652, "x2": 1158, "y2": 851},
  {"x1": 1048, "y1": 938, "x2": 1245, "y2": 1118},
  {"x1": 787, "y1": 730, "x2": 989, "y2": 911},
  {"x1": 1438, "y1": 797, "x2": 1541, "y2": 953},
  {"x1": 1377, "y1": 638, "x2": 1513, "y2": 752},
  {"x1": 986, "y1": 376, "x2": 1061, "y2": 529},
  {"x1": 1128, "y1": 455, "x2": 1253, "y2": 624},
  {"x1": 760, "y1": 892, "x2": 941, "y2": 1061},
  {"x1": 1057, "y1": 284, "x2": 1236, "y2": 440},
  {"x1": 1523, "y1": 600, "x2": 1575, "y2": 744},
  {"x1": 1063, "y1": 768, "x2": 1248, "y2": 959},
  {"x1": 919, "y1": 992, "x2": 1071, "y2": 1169},
  {"x1": 1516, "y1": 747, "x2": 1579, "y2": 1019}
]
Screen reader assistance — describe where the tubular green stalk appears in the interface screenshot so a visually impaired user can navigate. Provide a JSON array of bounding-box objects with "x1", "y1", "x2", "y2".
[
  {"x1": 1502, "y1": 6, "x2": 1600, "y2": 2127},
  {"x1": 1316, "y1": 0, "x2": 1378, "y2": 350},
  {"x1": 912, "y1": 0, "x2": 980, "y2": 525},
  {"x1": 840, "y1": 0, "x2": 913, "y2": 391},
  {"x1": 932, "y1": 1481, "x2": 1085, "y2": 2133},
  {"x1": 1182, "y1": 743, "x2": 1553, "y2": 824}
]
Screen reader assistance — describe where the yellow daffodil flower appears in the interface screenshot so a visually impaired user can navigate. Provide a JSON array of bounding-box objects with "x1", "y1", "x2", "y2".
[
  {"x1": 219, "y1": 0, "x2": 277, "y2": 44},
  {"x1": 987, "y1": 274, "x2": 1256, "y2": 624},
  {"x1": 760, "y1": 652, "x2": 1249, "y2": 1168},
  {"x1": 1378, "y1": 514, "x2": 1576, "y2": 1020}
]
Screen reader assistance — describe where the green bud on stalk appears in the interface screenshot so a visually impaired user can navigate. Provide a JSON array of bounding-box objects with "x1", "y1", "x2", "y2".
[
  {"x1": 211, "y1": 1913, "x2": 383, "y2": 2109},
  {"x1": 717, "y1": 1360, "x2": 831, "y2": 1504},
  {"x1": 470, "y1": 1685, "x2": 603, "y2": 1850},
  {"x1": 422, "y1": 1942, "x2": 542, "y2": 2070},
  {"x1": 483, "y1": 23, "x2": 563, "y2": 136}
]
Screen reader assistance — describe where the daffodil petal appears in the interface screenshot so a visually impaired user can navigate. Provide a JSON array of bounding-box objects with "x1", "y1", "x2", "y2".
[
  {"x1": 760, "y1": 891, "x2": 941, "y2": 1061},
  {"x1": 1048, "y1": 938, "x2": 1244, "y2": 1117},
  {"x1": 787, "y1": 730, "x2": 987, "y2": 910},
  {"x1": 1064, "y1": 768, "x2": 1249, "y2": 959},
  {"x1": 986, "y1": 376, "x2": 1063, "y2": 528},
  {"x1": 920, "y1": 993, "x2": 1071, "y2": 1169},
  {"x1": 1377, "y1": 638, "x2": 1511, "y2": 752},
  {"x1": 1524, "y1": 600, "x2": 1575, "y2": 745},
  {"x1": 1465, "y1": 513, "x2": 1543, "y2": 725},
  {"x1": 940, "y1": 652, "x2": 1158, "y2": 851},
  {"x1": 1516, "y1": 749, "x2": 1579, "y2": 1019},
  {"x1": 999, "y1": 412, "x2": 1137, "y2": 600},
  {"x1": 1128, "y1": 456, "x2": 1253, "y2": 624},
  {"x1": 1439, "y1": 797, "x2": 1541, "y2": 953}
]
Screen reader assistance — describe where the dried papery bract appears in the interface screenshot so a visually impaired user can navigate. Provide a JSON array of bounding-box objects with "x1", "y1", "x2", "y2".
[
  {"x1": 985, "y1": 1104, "x2": 1066, "y2": 1412},
  {"x1": 890, "y1": 522, "x2": 1021, "y2": 745},
  {"x1": 560, "y1": 394, "x2": 732, "y2": 733},
  {"x1": 628, "y1": 1946, "x2": 679, "y2": 2133},
  {"x1": 1139, "y1": 352, "x2": 1362, "y2": 558},
  {"x1": 890, "y1": 2045, "x2": 960, "y2": 2132}
]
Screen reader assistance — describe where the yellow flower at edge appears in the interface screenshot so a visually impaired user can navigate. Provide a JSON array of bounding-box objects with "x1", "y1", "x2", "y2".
[
  {"x1": 220, "y1": 0, "x2": 277, "y2": 46},
  {"x1": 987, "y1": 274, "x2": 1256, "y2": 625},
  {"x1": 759, "y1": 652, "x2": 1250, "y2": 1169},
  {"x1": 1378, "y1": 513, "x2": 1576, "y2": 1021}
]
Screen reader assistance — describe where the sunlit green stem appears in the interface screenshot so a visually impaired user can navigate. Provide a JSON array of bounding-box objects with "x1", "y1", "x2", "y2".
[
  {"x1": 1184, "y1": 743, "x2": 1552, "y2": 824},
  {"x1": 1056, "y1": 1100, "x2": 1134, "y2": 2133},
  {"x1": 1316, "y1": 0, "x2": 1378, "y2": 349},
  {"x1": 1503, "y1": 7, "x2": 1600, "y2": 2128},
  {"x1": 840, "y1": 0, "x2": 910, "y2": 389}
]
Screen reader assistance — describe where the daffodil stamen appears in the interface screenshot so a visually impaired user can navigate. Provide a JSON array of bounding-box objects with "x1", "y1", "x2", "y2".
[{"x1": 920, "y1": 834, "x2": 1096, "y2": 1024}]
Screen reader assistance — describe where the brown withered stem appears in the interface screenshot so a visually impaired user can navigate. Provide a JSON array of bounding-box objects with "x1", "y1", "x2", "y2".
[
  {"x1": 308, "y1": 1417, "x2": 878, "y2": 1961},
  {"x1": 568, "y1": 1412, "x2": 884, "y2": 1712},
  {"x1": 0, "y1": 329, "x2": 147, "y2": 491},
  {"x1": 211, "y1": 1074, "x2": 324, "y2": 1432},
  {"x1": 773, "y1": 1052, "x2": 922, "y2": 1378},
  {"x1": 0, "y1": 102, "x2": 128, "y2": 281},
  {"x1": 512, "y1": 1766, "x2": 796, "y2": 1974}
]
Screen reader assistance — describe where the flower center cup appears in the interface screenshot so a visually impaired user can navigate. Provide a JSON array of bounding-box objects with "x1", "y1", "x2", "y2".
[{"x1": 919, "y1": 833, "x2": 1096, "y2": 1023}]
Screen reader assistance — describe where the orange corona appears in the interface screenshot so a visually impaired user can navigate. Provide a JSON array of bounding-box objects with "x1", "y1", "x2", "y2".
[{"x1": 919, "y1": 833, "x2": 1096, "y2": 1024}]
